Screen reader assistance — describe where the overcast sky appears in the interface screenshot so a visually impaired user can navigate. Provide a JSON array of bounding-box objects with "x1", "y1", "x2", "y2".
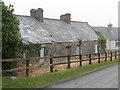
[{"x1": 3, "y1": 0, "x2": 119, "y2": 27}]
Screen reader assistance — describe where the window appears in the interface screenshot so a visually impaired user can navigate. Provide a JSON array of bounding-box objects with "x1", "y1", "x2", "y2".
[{"x1": 116, "y1": 40, "x2": 120, "y2": 47}]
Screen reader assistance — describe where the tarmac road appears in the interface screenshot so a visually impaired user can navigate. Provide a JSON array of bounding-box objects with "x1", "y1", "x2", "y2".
[{"x1": 44, "y1": 64, "x2": 118, "y2": 88}]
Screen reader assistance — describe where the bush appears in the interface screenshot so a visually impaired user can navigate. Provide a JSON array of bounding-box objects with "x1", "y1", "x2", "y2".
[{"x1": 95, "y1": 31, "x2": 106, "y2": 52}]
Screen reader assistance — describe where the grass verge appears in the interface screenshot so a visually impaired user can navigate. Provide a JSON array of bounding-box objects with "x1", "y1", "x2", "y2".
[{"x1": 2, "y1": 60, "x2": 120, "y2": 88}]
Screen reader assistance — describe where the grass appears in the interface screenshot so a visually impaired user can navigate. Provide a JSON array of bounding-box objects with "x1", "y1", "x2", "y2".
[{"x1": 2, "y1": 59, "x2": 120, "y2": 88}]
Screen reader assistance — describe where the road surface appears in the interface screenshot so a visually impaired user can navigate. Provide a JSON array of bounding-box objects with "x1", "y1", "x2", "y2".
[{"x1": 45, "y1": 64, "x2": 118, "y2": 88}]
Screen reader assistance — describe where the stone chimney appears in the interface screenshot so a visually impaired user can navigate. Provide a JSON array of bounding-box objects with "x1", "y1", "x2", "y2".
[
  {"x1": 60, "y1": 13, "x2": 71, "y2": 24},
  {"x1": 30, "y1": 8, "x2": 43, "y2": 22},
  {"x1": 108, "y1": 23, "x2": 112, "y2": 31}
]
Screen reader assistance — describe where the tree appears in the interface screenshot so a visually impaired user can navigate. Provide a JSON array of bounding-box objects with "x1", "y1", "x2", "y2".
[
  {"x1": 0, "y1": 2, "x2": 2, "y2": 59},
  {"x1": 95, "y1": 31, "x2": 106, "y2": 52},
  {"x1": 2, "y1": 2, "x2": 22, "y2": 70}
]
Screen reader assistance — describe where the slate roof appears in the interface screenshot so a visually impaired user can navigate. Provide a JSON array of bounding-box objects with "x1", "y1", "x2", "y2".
[
  {"x1": 16, "y1": 15, "x2": 99, "y2": 44},
  {"x1": 93, "y1": 27, "x2": 119, "y2": 40}
]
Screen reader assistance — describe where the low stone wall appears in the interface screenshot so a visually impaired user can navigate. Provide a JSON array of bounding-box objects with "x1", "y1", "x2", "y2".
[{"x1": 41, "y1": 41, "x2": 96, "y2": 57}]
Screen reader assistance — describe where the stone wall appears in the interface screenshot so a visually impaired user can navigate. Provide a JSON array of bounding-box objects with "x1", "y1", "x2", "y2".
[{"x1": 41, "y1": 41, "x2": 96, "y2": 57}]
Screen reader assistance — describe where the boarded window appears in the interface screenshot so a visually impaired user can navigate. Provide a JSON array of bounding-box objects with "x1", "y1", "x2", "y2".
[
  {"x1": 76, "y1": 46, "x2": 80, "y2": 58},
  {"x1": 40, "y1": 48, "x2": 45, "y2": 64},
  {"x1": 66, "y1": 46, "x2": 71, "y2": 55},
  {"x1": 95, "y1": 44, "x2": 98, "y2": 53},
  {"x1": 76, "y1": 46, "x2": 79, "y2": 55}
]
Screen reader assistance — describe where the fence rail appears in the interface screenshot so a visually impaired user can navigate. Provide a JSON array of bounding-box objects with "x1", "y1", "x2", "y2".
[{"x1": 2, "y1": 50, "x2": 120, "y2": 76}]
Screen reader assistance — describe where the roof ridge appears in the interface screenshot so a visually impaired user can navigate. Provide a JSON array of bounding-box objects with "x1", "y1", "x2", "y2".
[
  {"x1": 71, "y1": 20, "x2": 87, "y2": 23},
  {"x1": 15, "y1": 15, "x2": 65, "y2": 21},
  {"x1": 44, "y1": 18, "x2": 62, "y2": 21},
  {"x1": 93, "y1": 26, "x2": 118, "y2": 28},
  {"x1": 15, "y1": 14, "x2": 30, "y2": 17},
  {"x1": 93, "y1": 26, "x2": 107, "y2": 28},
  {"x1": 15, "y1": 14, "x2": 88, "y2": 23}
]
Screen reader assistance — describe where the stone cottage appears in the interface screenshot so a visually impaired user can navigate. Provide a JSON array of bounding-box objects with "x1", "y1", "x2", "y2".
[
  {"x1": 16, "y1": 8, "x2": 99, "y2": 59},
  {"x1": 93, "y1": 23, "x2": 120, "y2": 51}
]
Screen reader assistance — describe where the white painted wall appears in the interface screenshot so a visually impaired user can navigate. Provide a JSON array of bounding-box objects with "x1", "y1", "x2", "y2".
[
  {"x1": 106, "y1": 40, "x2": 110, "y2": 50},
  {"x1": 106, "y1": 39, "x2": 118, "y2": 50},
  {"x1": 110, "y1": 40, "x2": 116, "y2": 50}
]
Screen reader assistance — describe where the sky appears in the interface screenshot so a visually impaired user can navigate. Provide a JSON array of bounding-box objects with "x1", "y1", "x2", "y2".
[{"x1": 3, "y1": 0, "x2": 119, "y2": 27}]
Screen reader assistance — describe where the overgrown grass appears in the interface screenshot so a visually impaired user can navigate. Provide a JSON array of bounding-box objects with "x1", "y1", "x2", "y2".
[{"x1": 2, "y1": 60, "x2": 120, "y2": 88}]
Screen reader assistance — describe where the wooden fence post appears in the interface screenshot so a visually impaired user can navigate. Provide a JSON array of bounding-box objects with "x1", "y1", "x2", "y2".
[
  {"x1": 89, "y1": 54, "x2": 92, "y2": 64},
  {"x1": 110, "y1": 51, "x2": 112, "y2": 61},
  {"x1": 50, "y1": 56, "x2": 53, "y2": 72},
  {"x1": 26, "y1": 59, "x2": 29, "y2": 77},
  {"x1": 98, "y1": 53, "x2": 100, "y2": 63},
  {"x1": 115, "y1": 51, "x2": 117, "y2": 60},
  {"x1": 79, "y1": 54, "x2": 82, "y2": 66},
  {"x1": 105, "y1": 52, "x2": 107, "y2": 62},
  {"x1": 68, "y1": 55, "x2": 70, "y2": 69}
]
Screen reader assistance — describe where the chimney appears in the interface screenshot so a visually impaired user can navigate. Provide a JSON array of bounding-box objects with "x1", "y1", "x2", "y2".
[
  {"x1": 108, "y1": 23, "x2": 112, "y2": 31},
  {"x1": 60, "y1": 13, "x2": 71, "y2": 24},
  {"x1": 30, "y1": 8, "x2": 43, "y2": 22}
]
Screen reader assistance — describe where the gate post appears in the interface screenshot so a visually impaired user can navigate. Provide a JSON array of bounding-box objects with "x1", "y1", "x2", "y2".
[
  {"x1": 26, "y1": 59, "x2": 29, "y2": 77},
  {"x1": 68, "y1": 55, "x2": 70, "y2": 69},
  {"x1": 50, "y1": 55, "x2": 53, "y2": 72},
  {"x1": 79, "y1": 54, "x2": 82, "y2": 66},
  {"x1": 98, "y1": 53, "x2": 100, "y2": 63},
  {"x1": 89, "y1": 54, "x2": 92, "y2": 64},
  {"x1": 110, "y1": 51, "x2": 112, "y2": 61},
  {"x1": 105, "y1": 52, "x2": 107, "y2": 62}
]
